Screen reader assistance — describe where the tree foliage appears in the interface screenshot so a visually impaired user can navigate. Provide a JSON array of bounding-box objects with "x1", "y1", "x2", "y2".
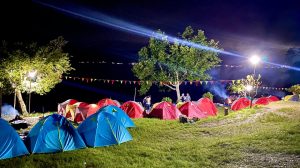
[
  {"x1": 132, "y1": 26, "x2": 221, "y2": 101},
  {"x1": 161, "y1": 97, "x2": 173, "y2": 103},
  {"x1": 0, "y1": 37, "x2": 73, "y2": 114},
  {"x1": 202, "y1": 92, "x2": 213, "y2": 100},
  {"x1": 227, "y1": 74, "x2": 262, "y2": 98},
  {"x1": 288, "y1": 84, "x2": 300, "y2": 95}
]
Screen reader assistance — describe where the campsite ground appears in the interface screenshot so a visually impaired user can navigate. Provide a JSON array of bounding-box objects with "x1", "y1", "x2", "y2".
[{"x1": 1, "y1": 101, "x2": 299, "y2": 168}]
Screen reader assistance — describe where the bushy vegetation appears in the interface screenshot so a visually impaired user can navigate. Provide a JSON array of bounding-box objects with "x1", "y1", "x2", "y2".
[
  {"x1": 288, "y1": 84, "x2": 300, "y2": 95},
  {"x1": 202, "y1": 92, "x2": 213, "y2": 100},
  {"x1": 161, "y1": 97, "x2": 172, "y2": 103}
]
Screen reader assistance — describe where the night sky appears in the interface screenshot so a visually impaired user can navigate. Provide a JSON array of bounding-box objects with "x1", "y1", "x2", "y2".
[{"x1": 1, "y1": 0, "x2": 300, "y2": 110}]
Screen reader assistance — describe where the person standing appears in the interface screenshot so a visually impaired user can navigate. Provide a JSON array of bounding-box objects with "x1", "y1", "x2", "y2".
[
  {"x1": 180, "y1": 93, "x2": 186, "y2": 102},
  {"x1": 145, "y1": 96, "x2": 151, "y2": 113},
  {"x1": 185, "y1": 93, "x2": 191, "y2": 102}
]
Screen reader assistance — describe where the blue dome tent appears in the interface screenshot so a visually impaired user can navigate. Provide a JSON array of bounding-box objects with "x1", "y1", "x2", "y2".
[
  {"x1": 0, "y1": 118, "x2": 29, "y2": 160},
  {"x1": 25, "y1": 114, "x2": 86, "y2": 154},
  {"x1": 77, "y1": 111, "x2": 133, "y2": 147},
  {"x1": 99, "y1": 105, "x2": 135, "y2": 128}
]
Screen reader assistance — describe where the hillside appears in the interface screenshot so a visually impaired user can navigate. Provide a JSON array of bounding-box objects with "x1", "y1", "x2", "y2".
[{"x1": 0, "y1": 101, "x2": 299, "y2": 168}]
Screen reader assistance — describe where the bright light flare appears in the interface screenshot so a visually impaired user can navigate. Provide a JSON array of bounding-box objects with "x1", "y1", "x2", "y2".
[
  {"x1": 33, "y1": 0, "x2": 300, "y2": 72},
  {"x1": 245, "y1": 85, "x2": 253, "y2": 92},
  {"x1": 249, "y1": 55, "x2": 260, "y2": 65},
  {"x1": 28, "y1": 71, "x2": 37, "y2": 79}
]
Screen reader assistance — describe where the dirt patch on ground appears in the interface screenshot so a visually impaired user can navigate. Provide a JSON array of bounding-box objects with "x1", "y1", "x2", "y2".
[{"x1": 225, "y1": 153, "x2": 300, "y2": 168}]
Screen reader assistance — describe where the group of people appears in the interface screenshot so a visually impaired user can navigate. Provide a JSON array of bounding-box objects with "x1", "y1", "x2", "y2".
[
  {"x1": 180, "y1": 93, "x2": 191, "y2": 102},
  {"x1": 142, "y1": 93, "x2": 191, "y2": 113}
]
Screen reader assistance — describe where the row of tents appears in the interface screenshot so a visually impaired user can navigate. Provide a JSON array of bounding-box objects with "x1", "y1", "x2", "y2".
[
  {"x1": 231, "y1": 96, "x2": 280, "y2": 111},
  {"x1": 0, "y1": 105, "x2": 135, "y2": 160},
  {"x1": 58, "y1": 98, "x2": 218, "y2": 122}
]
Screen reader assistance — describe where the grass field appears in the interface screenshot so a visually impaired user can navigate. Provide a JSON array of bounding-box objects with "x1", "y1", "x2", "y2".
[{"x1": 1, "y1": 101, "x2": 299, "y2": 168}]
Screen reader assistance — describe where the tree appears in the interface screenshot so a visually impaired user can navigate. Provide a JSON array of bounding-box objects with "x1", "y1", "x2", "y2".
[
  {"x1": 288, "y1": 84, "x2": 300, "y2": 95},
  {"x1": 227, "y1": 80, "x2": 247, "y2": 97},
  {"x1": 227, "y1": 74, "x2": 262, "y2": 107},
  {"x1": 132, "y1": 26, "x2": 221, "y2": 102},
  {"x1": 0, "y1": 37, "x2": 73, "y2": 115}
]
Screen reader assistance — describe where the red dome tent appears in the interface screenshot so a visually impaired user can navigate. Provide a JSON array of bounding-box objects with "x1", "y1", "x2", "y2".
[
  {"x1": 197, "y1": 98, "x2": 218, "y2": 116},
  {"x1": 179, "y1": 102, "x2": 207, "y2": 119},
  {"x1": 120, "y1": 101, "x2": 144, "y2": 118},
  {"x1": 97, "y1": 98, "x2": 119, "y2": 109},
  {"x1": 57, "y1": 99, "x2": 78, "y2": 116},
  {"x1": 86, "y1": 104, "x2": 101, "y2": 118},
  {"x1": 231, "y1": 97, "x2": 250, "y2": 111},
  {"x1": 267, "y1": 96, "x2": 280, "y2": 102},
  {"x1": 253, "y1": 97, "x2": 269, "y2": 106},
  {"x1": 148, "y1": 102, "x2": 181, "y2": 120}
]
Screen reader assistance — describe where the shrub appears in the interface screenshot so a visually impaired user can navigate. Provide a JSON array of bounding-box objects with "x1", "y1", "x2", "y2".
[
  {"x1": 288, "y1": 84, "x2": 300, "y2": 95},
  {"x1": 162, "y1": 97, "x2": 172, "y2": 103},
  {"x1": 203, "y1": 92, "x2": 213, "y2": 100}
]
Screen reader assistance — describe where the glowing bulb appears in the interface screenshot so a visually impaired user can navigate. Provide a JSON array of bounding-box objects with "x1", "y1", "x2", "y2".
[
  {"x1": 28, "y1": 71, "x2": 37, "y2": 78},
  {"x1": 249, "y1": 55, "x2": 260, "y2": 65},
  {"x1": 246, "y1": 85, "x2": 253, "y2": 91}
]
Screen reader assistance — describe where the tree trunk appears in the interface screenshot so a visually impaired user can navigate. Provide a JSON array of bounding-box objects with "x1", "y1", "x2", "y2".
[
  {"x1": 175, "y1": 83, "x2": 181, "y2": 103},
  {"x1": 16, "y1": 89, "x2": 28, "y2": 115}
]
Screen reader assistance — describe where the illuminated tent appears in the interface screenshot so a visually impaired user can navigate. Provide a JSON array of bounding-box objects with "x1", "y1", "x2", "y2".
[
  {"x1": 120, "y1": 101, "x2": 144, "y2": 118},
  {"x1": 197, "y1": 98, "x2": 218, "y2": 116},
  {"x1": 267, "y1": 96, "x2": 280, "y2": 102},
  {"x1": 97, "y1": 98, "x2": 119, "y2": 109},
  {"x1": 65, "y1": 102, "x2": 86, "y2": 121},
  {"x1": 113, "y1": 100, "x2": 121, "y2": 107},
  {"x1": 57, "y1": 99, "x2": 78, "y2": 116},
  {"x1": 253, "y1": 97, "x2": 269, "y2": 106},
  {"x1": 148, "y1": 102, "x2": 181, "y2": 120},
  {"x1": 25, "y1": 114, "x2": 86, "y2": 154},
  {"x1": 73, "y1": 102, "x2": 90, "y2": 123},
  {"x1": 98, "y1": 105, "x2": 135, "y2": 128},
  {"x1": 86, "y1": 104, "x2": 101, "y2": 118},
  {"x1": 0, "y1": 118, "x2": 29, "y2": 160},
  {"x1": 231, "y1": 97, "x2": 250, "y2": 111},
  {"x1": 179, "y1": 102, "x2": 207, "y2": 118},
  {"x1": 77, "y1": 111, "x2": 133, "y2": 147}
]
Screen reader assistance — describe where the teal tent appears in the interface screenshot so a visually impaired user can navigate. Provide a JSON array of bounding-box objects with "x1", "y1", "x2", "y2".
[
  {"x1": 99, "y1": 105, "x2": 135, "y2": 128},
  {"x1": 25, "y1": 114, "x2": 86, "y2": 154},
  {"x1": 0, "y1": 118, "x2": 29, "y2": 160},
  {"x1": 77, "y1": 111, "x2": 133, "y2": 147}
]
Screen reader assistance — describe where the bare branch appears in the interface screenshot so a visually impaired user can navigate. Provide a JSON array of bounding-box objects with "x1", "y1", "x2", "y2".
[{"x1": 163, "y1": 83, "x2": 176, "y2": 90}]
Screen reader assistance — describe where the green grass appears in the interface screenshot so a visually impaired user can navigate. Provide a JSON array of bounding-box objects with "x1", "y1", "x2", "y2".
[{"x1": 1, "y1": 101, "x2": 299, "y2": 167}]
